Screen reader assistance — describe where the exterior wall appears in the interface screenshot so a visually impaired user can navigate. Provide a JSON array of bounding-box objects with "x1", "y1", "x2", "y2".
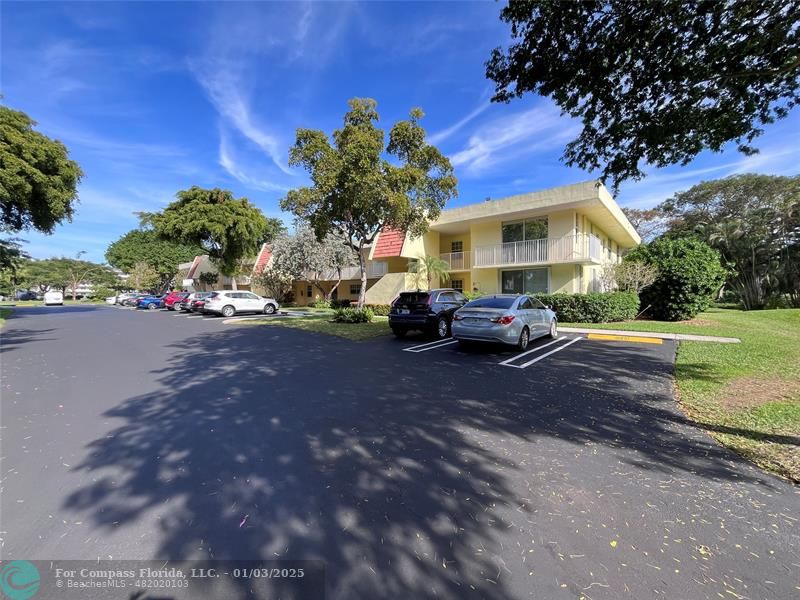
[
  {"x1": 550, "y1": 264, "x2": 575, "y2": 293},
  {"x1": 439, "y1": 233, "x2": 471, "y2": 254}
]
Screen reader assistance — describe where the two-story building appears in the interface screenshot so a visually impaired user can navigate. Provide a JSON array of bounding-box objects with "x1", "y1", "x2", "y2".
[
  {"x1": 180, "y1": 181, "x2": 640, "y2": 305},
  {"x1": 288, "y1": 180, "x2": 640, "y2": 305}
]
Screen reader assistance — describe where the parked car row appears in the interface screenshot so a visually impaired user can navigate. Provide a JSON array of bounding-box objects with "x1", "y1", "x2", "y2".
[
  {"x1": 112, "y1": 290, "x2": 280, "y2": 317},
  {"x1": 388, "y1": 288, "x2": 558, "y2": 351}
]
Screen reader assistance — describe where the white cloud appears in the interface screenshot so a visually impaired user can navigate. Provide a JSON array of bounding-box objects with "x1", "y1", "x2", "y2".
[
  {"x1": 618, "y1": 145, "x2": 800, "y2": 208},
  {"x1": 427, "y1": 97, "x2": 491, "y2": 145},
  {"x1": 218, "y1": 128, "x2": 290, "y2": 193},
  {"x1": 449, "y1": 104, "x2": 579, "y2": 175}
]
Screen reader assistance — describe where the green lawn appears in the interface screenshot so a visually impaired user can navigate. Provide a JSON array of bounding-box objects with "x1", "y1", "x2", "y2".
[
  {"x1": 0, "y1": 307, "x2": 11, "y2": 327},
  {"x1": 564, "y1": 308, "x2": 800, "y2": 481},
  {"x1": 234, "y1": 313, "x2": 393, "y2": 341}
]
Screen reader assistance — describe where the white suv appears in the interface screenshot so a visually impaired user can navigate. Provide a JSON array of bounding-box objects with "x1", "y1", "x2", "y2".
[{"x1": 203, "y1": 291, "x2": 279, "y2": 317}]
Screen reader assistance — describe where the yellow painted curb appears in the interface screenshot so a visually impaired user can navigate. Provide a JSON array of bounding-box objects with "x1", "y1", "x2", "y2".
[{"x1": 587, "y1": 333, "x2": 663, "y2": 345}]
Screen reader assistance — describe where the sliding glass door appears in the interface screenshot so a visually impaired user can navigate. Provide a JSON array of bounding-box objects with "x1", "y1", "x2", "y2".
[{"x1": 501, "y1": 268, "x2": 549, "y2": 294}]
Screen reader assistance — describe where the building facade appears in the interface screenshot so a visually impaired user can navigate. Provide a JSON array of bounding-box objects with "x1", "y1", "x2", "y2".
[{"x1": 180, "y1": 181, "x2": 640, "y2": 306}]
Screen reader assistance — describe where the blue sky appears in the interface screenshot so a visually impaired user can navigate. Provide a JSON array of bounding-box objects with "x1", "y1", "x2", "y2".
[{"x1": 3, "y1": 1, "x2": 799, "y2": 263}]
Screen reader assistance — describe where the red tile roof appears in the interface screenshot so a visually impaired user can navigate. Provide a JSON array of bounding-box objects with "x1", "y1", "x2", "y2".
[
  {"x1": 373, "y1": 227, "x2": 405, "y2": 258},
  {"x1": 186, "y1": 256, "x2": 202, "y2": 279},
  {"x1": 252, "y1": 243, "x2": 272, "y2": 275}
]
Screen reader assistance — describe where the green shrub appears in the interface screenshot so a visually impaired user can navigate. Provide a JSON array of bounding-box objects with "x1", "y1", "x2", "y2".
[
  {"x1": 330, "y1": 298, "x2": 352, "y2": 308},
  {"x1": 533, "y1": 292, "x2": 640, "y2": 323},
  {"x1": 310, "y1": 298, "x2": 331, "y2": 308},
  {"x1": 625, "y1": 238, "x2": 727, "y2": 321},
  {"x1": 463, "y1": 290, "x2": 484, "y2": 300},
  {"x1": 333, "y1": 307, "x2": 374, "y2": 323},
  {"x1": 90, "y1": 286, "x2": 115, "y2": 301},
  {"x1": 364, "y1": 303, "x2": 391, "y2": 316}
]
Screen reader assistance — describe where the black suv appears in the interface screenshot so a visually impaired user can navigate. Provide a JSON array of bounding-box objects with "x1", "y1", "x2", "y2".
[{"x1": 389, "y1": 288, "x2": 469, "y2": 339}]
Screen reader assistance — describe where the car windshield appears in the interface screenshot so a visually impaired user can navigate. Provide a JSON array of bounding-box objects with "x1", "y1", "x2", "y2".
[{"x1": 464, "y1": 296, "x2": 517, "y2": 309}]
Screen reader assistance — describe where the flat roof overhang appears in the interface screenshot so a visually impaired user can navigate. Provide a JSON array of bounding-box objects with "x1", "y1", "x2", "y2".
[{"x1": 430, "y1": 181, "x2": 641, "y2": 247}]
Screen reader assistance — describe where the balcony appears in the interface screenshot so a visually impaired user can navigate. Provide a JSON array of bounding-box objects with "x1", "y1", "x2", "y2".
[
  {"x1": 473, "y1": 234, "x2": 603, "y2": 268},
  {"x1": 440, "y1": 251, "x2": 470, "y2": 271},
  {"x1": 327, "y1": 261, "x2": 389, "y2": 281}
]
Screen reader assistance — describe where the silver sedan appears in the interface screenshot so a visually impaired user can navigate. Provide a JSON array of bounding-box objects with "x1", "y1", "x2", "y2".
[{"x1": 451, "y1": 294, "x2": 558, "y2": 350}]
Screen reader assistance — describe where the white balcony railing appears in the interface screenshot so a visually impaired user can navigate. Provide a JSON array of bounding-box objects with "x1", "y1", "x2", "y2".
[
  {"x1": 473, "y1": 234, "x2": 603, "y2": 268},
  {"x1": 320, "y1": 261, "x2": 389, "y2": 281},
  {"x1": 440, "y1": 251, "x2": 470, "y2": 271}
]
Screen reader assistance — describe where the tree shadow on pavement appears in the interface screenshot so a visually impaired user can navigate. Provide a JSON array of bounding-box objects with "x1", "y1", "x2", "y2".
[{"x1": 63, "y1": 327, "x2": 783, "y2": 599}]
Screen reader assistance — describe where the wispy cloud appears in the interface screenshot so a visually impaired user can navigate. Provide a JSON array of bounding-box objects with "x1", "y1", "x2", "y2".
[
  {"x1": 618, "y1": 144, "x2": 800, "y2": 208},
  {"x1": 218, "y1": 128, "x2": 290, "y2": 193},
  {"x1": 428, "y1": 95, "x2": 492, "y2": 145},
  {"x1": 449, "y1": 104, "x2": 579, "y2": 175}
]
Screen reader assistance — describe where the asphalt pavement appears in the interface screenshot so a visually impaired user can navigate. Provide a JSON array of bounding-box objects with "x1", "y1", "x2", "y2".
[{"x1": 1, "y1": 305, "x2": 798, "y2": 599}]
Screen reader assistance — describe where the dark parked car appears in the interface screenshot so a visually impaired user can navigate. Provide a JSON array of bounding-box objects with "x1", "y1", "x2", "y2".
[
  {"x1": 14, "y1": 290, "x2": 38, "y2": 301},
  {"x1": 388, "y1": 288, "x2": 468, "y2": 339},
  {"x1": 179, "y1": 291, "x2": 213, "y2": 312}
]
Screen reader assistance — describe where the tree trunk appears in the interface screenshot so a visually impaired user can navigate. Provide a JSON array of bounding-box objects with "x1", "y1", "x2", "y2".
[
  {"x1": 357, "y1": 245, "x2": 367, "y2": 308},
  {"x1": 231, "y1": 277, "x2": 238, "y2": 291},
  {"x1": 327, "y1": 267, "x2": 343, "y2": 300},
  {"x1": 71, "y1": 281, "x2": 78, "y2": 301}
]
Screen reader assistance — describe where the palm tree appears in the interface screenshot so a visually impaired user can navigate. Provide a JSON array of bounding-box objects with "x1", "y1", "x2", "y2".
[{"x1": 408, "y1": 256, "x2": 451, "y2": 290}]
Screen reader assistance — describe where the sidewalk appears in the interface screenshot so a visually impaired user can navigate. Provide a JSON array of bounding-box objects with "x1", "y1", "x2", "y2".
[{"x1": 560, "y1": 326, "x2": 741, "y2": 343}]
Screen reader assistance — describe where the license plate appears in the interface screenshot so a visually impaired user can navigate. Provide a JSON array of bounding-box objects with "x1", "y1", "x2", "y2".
[
  {"x1": 398, "y1": 309, "x2": 410, "y2": 315},
  {"x1": 467, "y1": 317, "x2": 481, "y2": 323}
]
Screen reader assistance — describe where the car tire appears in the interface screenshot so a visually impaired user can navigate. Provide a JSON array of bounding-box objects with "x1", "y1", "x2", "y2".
[
  {"x1": 221, "y1": 305, "x2": 235, "y2": 318},
  {"x1": 263, "y1": 303, "x2": 276, "y2": 315},
  {"x1": 392, "y1": 327, "x2": 407, "y2": 338},
  {"x1": 147, "y1": 303, "x2": 157, "y2": 310},
  {"x1": 431, "y1": 316, "x2": 449, "y2": 339},
  {"x1": 517, "y1": 326, "x2": 530, "y2": 351},
  {"x1": 549, "y1": 319, "x2": 558, "y2": 339}
]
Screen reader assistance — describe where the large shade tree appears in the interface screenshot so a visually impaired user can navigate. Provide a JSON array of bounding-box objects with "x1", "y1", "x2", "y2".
[
  {"x1": 660, "y1": 173, "x2": 800, "y2": 309},
  {"x1": 486, "y1": 1, "x2": 800, "y2": 189},
  {"x1": 105, "y1": 228, "x2": 202, "y2": 291},
  {"x1": 147, "y1": 187, "x2": 267, "y2": 290},
  {"x1": 0, "y1": 105, "x2": 83, "y2": 232},
  {"x1": 281, "y1": 98, "x2": 457, "y2": 306}
]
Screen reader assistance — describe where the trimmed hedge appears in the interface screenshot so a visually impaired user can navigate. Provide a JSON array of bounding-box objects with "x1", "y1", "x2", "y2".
[
  {"x1": 364, "y1": 303, "x2": 391, "y2": 316},
  {"x1": 333, "y1": 307, "x2": 374, "y2": 323},
  {"x1": 533, "y1": 292, "x2": 640, "y2": 323}
]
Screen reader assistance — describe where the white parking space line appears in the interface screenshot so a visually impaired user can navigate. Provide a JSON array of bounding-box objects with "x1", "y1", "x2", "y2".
[
  {"x1": 402, "y1": 339, "x2": 459, "y2": 353},
  {"x1": 497, "y1": 336, "x2": 572, "y2": 366},
  {"x1": 500, "y1": 337, "x2": 581, "y2": 369}
]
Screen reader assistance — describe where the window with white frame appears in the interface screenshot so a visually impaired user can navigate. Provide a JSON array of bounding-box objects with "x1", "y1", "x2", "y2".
[
  {"x1": 349, "y1": 284, "x2": 360, "y2": 295},
  {"x1": 450, "y1": 240, "x2": 463, "y2": 253},
  {"x1": 450, "y1": 279, "x2": 464, "y2": 292}
]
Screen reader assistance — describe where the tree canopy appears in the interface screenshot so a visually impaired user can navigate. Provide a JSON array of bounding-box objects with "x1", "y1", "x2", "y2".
[
  {"x1": 148, "y1": 186, "x2": 267, "y2": 288},
  {"x1": 660, "y1": 173, "x2": 800, "y2": 308},
  {"x1": 105, "y1": 228, "x2": 202, "y2": 289},
  {"x1": 0, "y1": 105, "x2": 83, "y2": 233},
  {"x1": 18, "y1": 257, "x2": 117, "y2": 298},
  {"x1": 260, "y1": 217, "x2": 288, "y2": 245},
  {"x1": 281, "y1": 98, "x2": 457, "y2": 305},
  {"x1": 271, "y1": 227, "x2": 356, "y2": 299},
  {"x1": 486, "y1": 1, "x2": 800, "y2": 189}
]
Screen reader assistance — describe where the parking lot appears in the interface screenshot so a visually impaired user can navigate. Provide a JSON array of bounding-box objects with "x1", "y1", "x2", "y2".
[{"x1": 2, "y1": 305, "x2": 797, "y2": 600}]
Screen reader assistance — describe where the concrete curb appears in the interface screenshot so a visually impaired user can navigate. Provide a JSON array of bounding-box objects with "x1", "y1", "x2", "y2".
[{"x1": 559, "y1": 326, "x2": 741, "y2": 344}]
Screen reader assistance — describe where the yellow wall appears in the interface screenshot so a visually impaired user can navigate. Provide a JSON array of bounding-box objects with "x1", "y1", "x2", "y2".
[
  {"x1": 439, "y1": 232, "x2": 471, "y2": 254},
  {"x1": 550, "y1": 264, "x2": 575, "y2": 293}
]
